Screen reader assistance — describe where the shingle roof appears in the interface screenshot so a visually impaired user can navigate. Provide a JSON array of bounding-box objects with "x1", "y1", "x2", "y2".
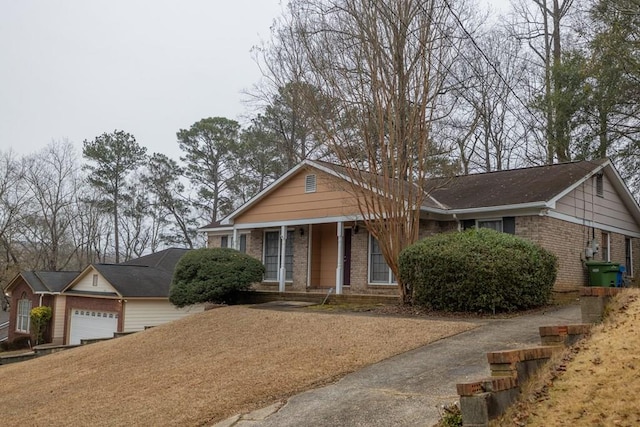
[
  {"x1": 90, "y1": 248, "x2": 190, "y2": 298},
  {"x1": 19, "y1": 271, "x2": 80, "y2": 293},
  {"x1": 426, "y1": 159, "x2": 607, "y2": 210}
]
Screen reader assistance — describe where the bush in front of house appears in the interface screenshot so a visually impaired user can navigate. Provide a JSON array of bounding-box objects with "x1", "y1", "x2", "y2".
[
  {"x1": 169, "y1": 247, "x2": 265, "y2": 307},
  {"x1": 398, "y1": 228, "x2": 557, "y2": 313}
]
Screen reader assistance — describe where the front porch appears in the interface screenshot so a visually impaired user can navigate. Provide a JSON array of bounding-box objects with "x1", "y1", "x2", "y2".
[{"x1": 210, "y1": 220, "x2": 399, "y2": 296}]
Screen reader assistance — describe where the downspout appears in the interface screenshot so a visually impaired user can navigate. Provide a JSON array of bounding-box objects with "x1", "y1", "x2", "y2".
[{"x1": 453, "y1": 213, "x2": 461, "y2": 232}]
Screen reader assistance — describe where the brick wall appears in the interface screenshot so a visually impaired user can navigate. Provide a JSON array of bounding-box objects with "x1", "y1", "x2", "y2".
[
  {"x1": 349, "y1": 227, "x2": 369, "y2": 293},
  {"x1": 7, "y1": 280, "x2": 38, "y2": 343},
  {"x1": 514, "y1": 215, "x2": 639, "y2": 293},
  {"x1": 63, "y1": 296, "x2": 123, "y2": 345}
]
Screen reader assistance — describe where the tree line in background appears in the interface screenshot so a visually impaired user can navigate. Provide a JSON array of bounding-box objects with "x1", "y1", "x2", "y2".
[{"x1": 1, "y1": 0, "x2": 639, "y2": 293}]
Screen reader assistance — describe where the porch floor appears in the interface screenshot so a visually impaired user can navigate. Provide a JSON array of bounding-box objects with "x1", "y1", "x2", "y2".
[{"x1": 238, "y1": 290, "x2": 400, "y2": 306}]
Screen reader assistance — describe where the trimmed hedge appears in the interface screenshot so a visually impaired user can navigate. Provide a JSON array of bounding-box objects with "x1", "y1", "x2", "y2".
[
  {"x1": 169, "y1": 248, "x2": 265, "y2": 307},
  {"x1": 398, "y1": 228, "x2": 557, "y2": 313}
]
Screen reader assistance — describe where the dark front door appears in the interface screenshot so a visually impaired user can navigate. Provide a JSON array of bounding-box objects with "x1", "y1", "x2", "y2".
[{"x1": 343, "y1": 228, "x2": 352, "y2": 286}]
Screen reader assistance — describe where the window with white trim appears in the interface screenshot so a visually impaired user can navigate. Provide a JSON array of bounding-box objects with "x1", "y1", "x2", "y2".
[
  {"x1": 625, "y1": 237, "x2": 633, "y2": 276},
  {"x1": 263, "y1": 230, "x2": 293, "y2": 281},
  {"x1": 601, "y1": 232, "x2": 610, "y2": 262},
  {"x1": 477, "y1": 219, "x2": 503, "y2": 232},
  {"x1": 369, "y1": 234, "x2": 396, "y2": 284},
  {"x1": 221, "y1": 234, "x2": 247, "y2": 253},
  {"x1": 16, "y1": 293, "x2": 31, "y2": 333}
]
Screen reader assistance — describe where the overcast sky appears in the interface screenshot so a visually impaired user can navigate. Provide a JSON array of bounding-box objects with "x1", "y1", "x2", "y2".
[{"x1": 1, "y1": 0, "x2": 508, "y2": 161}]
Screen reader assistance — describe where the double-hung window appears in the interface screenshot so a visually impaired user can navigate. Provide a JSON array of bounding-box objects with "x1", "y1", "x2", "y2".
[
  {"x1": 221, "y1": 234, "x2": 247, "y2": 253},
  {"x1": 369, "y1": 235, "x2": 396, "y2": 284},
  {"x1": 626, "y1": 237, "x2": 633, "y2": 276},
  {"x1": 601, "y1": 232, "x2": 610, "y2": 262},
  {"x1": 477, "y1": 219, "x2": 503, "y2": 232},
  {"x1": 16, "y1": 294, "x2": 31, "y2": 333},
  {"x1": 263, "y1": 230, "x2": 293, "y2": 281}
]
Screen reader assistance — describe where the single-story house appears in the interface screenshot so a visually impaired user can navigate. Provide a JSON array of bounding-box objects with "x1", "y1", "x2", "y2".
[
  {"x1": 4, "y1": 248, "x2": 203, "y2": 346},
  {"x1": 5, "y1": 271, "x2": 79, "y2": 345},
  {"x1": 201, "y1": 158, "x2": 640, "y2": 298}
]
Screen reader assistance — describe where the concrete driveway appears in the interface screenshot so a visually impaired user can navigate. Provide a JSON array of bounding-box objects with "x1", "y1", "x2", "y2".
[{"x1": 217, "y1": 304, "x2": 580, "y2": 427}]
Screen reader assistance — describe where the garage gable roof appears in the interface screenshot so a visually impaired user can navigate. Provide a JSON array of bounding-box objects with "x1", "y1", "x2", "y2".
[{"x1": 63, "y1": 248, "x2": 190, "y2": 298}]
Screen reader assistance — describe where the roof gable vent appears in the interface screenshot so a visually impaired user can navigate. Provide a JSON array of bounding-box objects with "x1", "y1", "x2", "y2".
[
  {"x1": 596, "y1": 173, "x2": 604, "y2": 197},
  {"x1": 305, "y1": 174, "x2": 317, "y2": 193}
]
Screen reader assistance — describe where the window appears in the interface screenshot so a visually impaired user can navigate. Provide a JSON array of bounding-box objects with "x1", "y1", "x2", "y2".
[
  {"x1": 16, "y1": 294, "x2": 31, "y2": 333},
  {"x1": 477, "y1": 219, "x2": 503, "y2": 232},
  {"x1": 601, "y1": 232, "x2": 610, "y2": 262},
  {"x1": 305, "y1": 174, "x2": 317, "y2": 193},
  {"x1": 92, "y1": 274, "x2": 98, "y2": 287},
  {"x1": 221, "y1": 234, "x2": 247, "y2": 253},
  {"x1": 596, "y1": 174, "x2": 604, "y2": 197},
  {"x1": 626, "y1": 238, "x2": 633, "y2": 276},
  {"x1": 369, "y1": 235, "x2": 396, "y2": 284},
  {"x1": 263, "y1": 230, "x2": 293, "y2": 281}
]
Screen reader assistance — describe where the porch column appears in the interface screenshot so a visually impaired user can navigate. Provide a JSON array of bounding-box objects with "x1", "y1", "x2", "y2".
[
  {"x1": 279, "y1": 225, "x2": 287, "y2": 293},
  {"x1": 335, "y1": 221, "x2": 344, "y2": 295},
  {"x1": 232, "y1": 228, "x2": 239, "y2": 250}
]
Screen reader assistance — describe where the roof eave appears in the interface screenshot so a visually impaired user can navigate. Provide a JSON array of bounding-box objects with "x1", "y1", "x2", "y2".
[{"x1": 422, "y1": 201, "x2": 550, "y2": 216}]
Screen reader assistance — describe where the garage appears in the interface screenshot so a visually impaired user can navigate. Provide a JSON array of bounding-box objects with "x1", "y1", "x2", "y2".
[{"x1": 69, "y1": 309, "x2": 118, "y2": 345}]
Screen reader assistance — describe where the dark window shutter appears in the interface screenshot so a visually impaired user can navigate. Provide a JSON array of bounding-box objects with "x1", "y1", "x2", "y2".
[
  {"x1": 462, "y1": 219, "x2": 475, "y2": 230},
  {"x1": 503, "y1": 217, "x2": 515, "y2": 234}
]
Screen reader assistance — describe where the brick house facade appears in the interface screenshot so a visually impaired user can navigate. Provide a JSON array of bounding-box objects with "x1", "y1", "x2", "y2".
[{"x1": 202, "y1": 159, "x2": 640, "y2": 298}]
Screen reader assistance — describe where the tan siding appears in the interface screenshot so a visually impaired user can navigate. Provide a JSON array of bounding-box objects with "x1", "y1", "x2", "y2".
[
  {"x1": 51, "y1": 296, "x2": 66, "y2": 345},
  {"x1": 71, "y1": 269, "x2": 119, "y2": 294},
  {"x1": 555, "y1": 175, "x2": 640, "y2": 233},
  {"x1": 122, "y1": 300, "x2": 205, "y2": 332},
  {"x1": 234, "y1": 169, "x2": 362, "y2": 224}
]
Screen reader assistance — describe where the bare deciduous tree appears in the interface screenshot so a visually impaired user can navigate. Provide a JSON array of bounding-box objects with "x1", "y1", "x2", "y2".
[{"x1": 265, "y1": 0, "x2": 461, "y2": 302}]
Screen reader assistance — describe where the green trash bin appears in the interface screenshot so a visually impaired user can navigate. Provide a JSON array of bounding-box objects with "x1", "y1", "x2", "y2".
[{"x1": 585, "y1": 261, "x2": 620, "y2": 287}]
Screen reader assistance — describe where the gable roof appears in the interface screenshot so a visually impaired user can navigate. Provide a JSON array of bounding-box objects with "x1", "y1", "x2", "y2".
[
  {"x1": 5, "y1": 271, "x2": 80, "y2": 294},
  {"x1": 426, "y1": 159, "x2": 609, "y2": 211},
  {"x1": 201, "y1": 157, "x2": 639, "y2": 229},
  {"x1": 64, "y1": 248, "x2": 190, "y2": 298}
]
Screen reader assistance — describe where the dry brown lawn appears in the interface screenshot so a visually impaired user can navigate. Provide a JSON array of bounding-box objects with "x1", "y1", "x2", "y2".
[
  {"x1": 494, "y1": 289, "x2": 640, "y2": 426},
  {"x1": 0, "y1": 305, "x2": 475, "y2": 426}
]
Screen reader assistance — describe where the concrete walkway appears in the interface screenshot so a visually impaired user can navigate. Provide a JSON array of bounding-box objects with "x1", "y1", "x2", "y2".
[{"x1": 216, "y1": 304, "x2": 580, "y2": 427}]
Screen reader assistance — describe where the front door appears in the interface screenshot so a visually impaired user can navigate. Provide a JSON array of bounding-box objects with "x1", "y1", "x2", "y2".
[{"x1": 343, "y1": 228, "x2": 352, "y2": 286}]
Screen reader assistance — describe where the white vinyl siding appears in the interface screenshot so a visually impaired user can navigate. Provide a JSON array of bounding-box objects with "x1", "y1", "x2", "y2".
[
  {"x1": 71, "y1": 270, "x2": 118, "y2": 294},
  {"x1": 263, "y1": 230, "x2": 293, "y2": 281},
  {"x1": 555, "y1": 174, "x2": 640, "y2": 233},
  {"x1": 16, "y1": 297, "x2": 31, "y2": 333},
  {"x1": 368, "y1": 235, "x2": 396, "y2": 285},
  {"x1": 123, "y1": 300, "x2": 205, "y2": 332}
]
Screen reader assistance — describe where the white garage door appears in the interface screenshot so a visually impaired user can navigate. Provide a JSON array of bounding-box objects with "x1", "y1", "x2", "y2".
[{"x1": 69, "y1": 309, "x2": 118, "y2": 345}]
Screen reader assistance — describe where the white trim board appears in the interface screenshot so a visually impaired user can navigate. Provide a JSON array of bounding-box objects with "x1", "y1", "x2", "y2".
[{"x1": 546, "y1": 210, "x2": 640, "y2": 238}]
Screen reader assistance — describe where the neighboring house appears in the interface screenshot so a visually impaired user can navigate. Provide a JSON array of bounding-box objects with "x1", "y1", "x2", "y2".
[
  {"x1": 4, "y1": 271, "x2": 79, "y2": 345},
  {"x1": 4, "y1": 248, "x2": 203, "y2": 346},
  {"x1": 201, "y1": 158, "x2": 640, "y2": 298}
]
